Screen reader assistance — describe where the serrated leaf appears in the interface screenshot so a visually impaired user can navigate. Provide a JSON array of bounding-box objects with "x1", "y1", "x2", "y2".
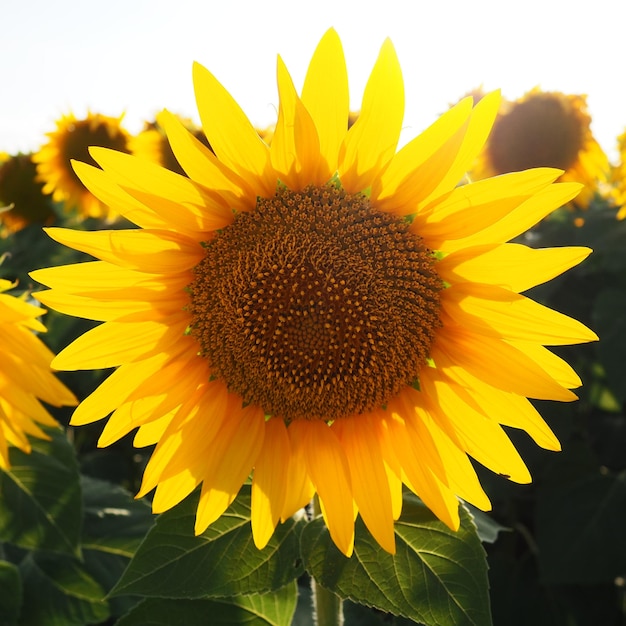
[
  {"x1": 17, "y1": 551, "x2": 109, "y2": 626},
  {"x1": 536, "y1": 469, "x2": 626, "y2": 584},
  {"x1": 116, "y1": 581, "x2": 298, "y2": 626},
  {"x1": 0, "y1": 427, "x2": 82, "y2": 555},
  {"x1": 111, "y1": 486, "x2": 305, "y2": 599},
  {"x1": 0, "y1": 559, "x2": 22, "y2": 625},
  {"x1": 302, "y1": 496, "x2": 492, "y2": 626}
]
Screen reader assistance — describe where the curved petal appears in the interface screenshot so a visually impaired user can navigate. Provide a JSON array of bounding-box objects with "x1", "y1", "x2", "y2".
[
  {"x1": 333, "y1": 415, "x2": 395, "y2": 554},
  {"x1": 271, "y1": 56, "x2": 324, "y2": 188},
  {"x1": 339, "y1": 39, "x2": 404, "y2": 193},
  {"x1": 437, "y1": 243, "x2": 592, "y2": 293},
  {"x1": 292, "y1": 419, "x2": 354, "y2": 557},
  {"x1": 442, "y1": 282, "x2": 598, "y2": 345},
  {"x1": 157, "y1": 109, "x2": 259, "y2": 211},
  {"x1": 301, "y1": 28, "x2": 349, "y2": 173},
  {"x1": 195, "y1": 403, "x2": 265, "y2": 534},
  {"x1": 251, "y1": 417, "x2": 291, "y2": 549},
  {"x1": 193, "y1": 62, "x2": 275, "y2": 197}
]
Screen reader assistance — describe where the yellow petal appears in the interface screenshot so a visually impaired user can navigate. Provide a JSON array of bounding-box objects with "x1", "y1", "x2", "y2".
[
  {"x1": 381, "y1": 410, "x2": 460, "y2": 530},
  {"x1": 421, "y1": 373, "x2": 532, "y2": 483},
  {"x1": 157, "y1": 109, "x2": 257, "y2": 211},
  {"x1": 292, "y1": 420, "x2": 354, "y2": 557},
  {"x1": 195, "y1": 404, "x2": 265, "y2": 534},
  {"x1": 301, "y1": 28, "x2": 349, "y2": 174},
  {"x1": 372, "y1": 98, "x2": 472, "y2": 209},
  {"x1": 151, "y1": 470, "x2": 201, "y2": 513},
  {"x1": 333, "y1": 415, "x2": 395, "y2": 554},
  {"x1": 73, "y1": 161, "x2": 171, "y2": 231},
  {"x1": 89, "y1": 147, "x2": 233, "y2": 235},
  {"x1": 44, "y1": 227, "x2": 203, "y2": 273},
  {"x1": 510, "y1": 340, "x2": 584, "y2": 389},
  {"x1": 271, "y1": 56, "x2": 324, "y2": 188},
  {"x1": 31, "y1": 261, "x2": 191, "y2": 298},
  {"x1": 416, "y1": 168, "x2": 562, "y2": 249},
  {"x1": 52, "y1": 314, "x2": 188, "y2": 371},
  {"x1": 193, "y1": 62, "x2": 275, "y2": 197},
  {"x1": 420, "y1": 90, "x2": 501, "y2": 207},
  {"x1": 442, "y1": 283, "x2": 599, "y2": 345},
  {"x1": 437, "y1": 243, "x2": 592, "y2": 293},
  {"x1": 339, "y1": 39, "x2": 404, "y2": 192},
  {"x1": 433, "y1": 325, "x2": 577, "y2": 402},
  {"x1": 139, "y1": 382, "x2": 230, "y2": 497},
  {"x1": 251, "y1": 418, "x2": 290, "y2": 549},
  {"x1": 281, "y1": 422, "x2": 315, "y2": 521},
  {"x1": 438, "y1": 181, "x2": 582, "y2": 252}
]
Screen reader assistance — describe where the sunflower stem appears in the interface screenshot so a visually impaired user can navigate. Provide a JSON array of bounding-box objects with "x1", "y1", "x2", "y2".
[{"x1": 310, "y1": 496, "x2": 344, "y2": 626}]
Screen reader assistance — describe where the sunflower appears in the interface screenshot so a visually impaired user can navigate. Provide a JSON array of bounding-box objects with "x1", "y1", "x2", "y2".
[
  {"x1": 31, "y1": 29, "x2": 597, "y2": 557},
  {"x1": 130, "y1": 113, "x2": 213, "y2": 176},
  {"x1": 468, "y1": 88, "x2": 610, "y2": 209},
  {"x1": 33, "y1": 112, "x2": 131, "y2": 220},
  {"x1": 130, "y1": 112, "x2": 275, "y2": 176},
  {"x1": 0, "y1": 279, "x2": 77, "y2": 468},
  {"x1": 0, "y1": 153, "x2": 57, "y2": 235}
]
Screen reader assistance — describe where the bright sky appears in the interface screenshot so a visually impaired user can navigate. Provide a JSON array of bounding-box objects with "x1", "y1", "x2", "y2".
[{"x1": 3, "y1": 0, "x2": 624, "y2": 161}]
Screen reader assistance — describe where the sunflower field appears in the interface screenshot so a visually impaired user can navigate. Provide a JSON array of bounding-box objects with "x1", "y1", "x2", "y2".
[{"x1": 0, "y1": 29, "x2": 624, "y2": 626}]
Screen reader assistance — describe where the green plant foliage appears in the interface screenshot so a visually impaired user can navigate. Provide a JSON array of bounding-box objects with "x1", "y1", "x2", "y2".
[
  {"x1": 302, "y1": 498, "x2": 492, "y2": 626},
  {"x1": 116, "y1": 582, "x2": 298, "y2": 626},
  {"x1": 17, "y1": 551, "x2": 109, "y2": 625},
  {"x1": 111, "y1": 486, "x2": 306, "y2": 599},
  {"x1": 0, "y1": 426, "x2": 82, "y2": 555},
  {"x1": 0, "y1": 559, "x2": 22, "y2": 625}
]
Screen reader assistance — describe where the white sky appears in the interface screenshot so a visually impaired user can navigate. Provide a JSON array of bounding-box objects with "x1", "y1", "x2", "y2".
[{"x1": 2, "y1": 0, "x2": 624, "y2": 161}]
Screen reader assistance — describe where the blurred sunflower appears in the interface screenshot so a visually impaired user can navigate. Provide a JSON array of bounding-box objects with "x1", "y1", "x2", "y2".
[
  {"x1": 0, "y1": 279, "x2": 77, "y2": 468},
  {"x1": 0, "y1": 153, "x2": 57, "y2": 235},
  {"x1": 469, "y1": 89, "x2": 610, "y2": 209},
  {"x1": 130, "y1": 114, "x2": 213, "y2": 176},
  {"x1": 33, "y1": 112, "x2": 131, "y2": 220},
  {"x1": 130, "y1": 112, "x2": 275, "y2": 176},
  {"x1": 31, "y1": 29, "x2": 597, "y2": 557},
  {"x1": 612, "y1": 129, "x2": 626, "y2": 219}
]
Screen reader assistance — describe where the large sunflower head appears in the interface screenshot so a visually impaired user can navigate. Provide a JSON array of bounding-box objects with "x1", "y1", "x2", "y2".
[
  {"x1": 33, "y1": 112, "x2": 131, "y2": 220},
  {"x1": 0, "y1": 153, "x2": 57, "y2": 235},
  {"x1": 31, "y1": 29, "x2": 597, "y2": 557},
  {"x1": 0, "y1": 279, "x2": 77, "y2": 468},
  {"x1": 469, "y1": 89, "x2": 610, "y2": 208}
]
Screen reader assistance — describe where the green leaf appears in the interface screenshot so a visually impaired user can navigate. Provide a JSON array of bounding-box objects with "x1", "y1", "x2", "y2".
[
  {"x1": 0, "y1": 559, "x2": 22, "y2": 625},
  {"x1": 116, "y1": 581, "x2": 298, "y2": 626},
  {"x1": 17, "y1": 551, "x2": 109, "y2": 626},
  {"x1": 536, "y1": 469, "x2": 626, "y2": 584},
  {"x1": 80, "y1": 475, "x2": 154, "y2": 558},
  {"x1": 462, "y1": 503, "x2": 509, "y2": 544},
  {"x1": 302, "y1": 495, "x2": 492, "y2": 626},
  {"x1": 0, "y1": 426, "x2": 82, "y2": 555},
  {"x1": 111, "y1": 485, "x2": 305, "y2": 599},
  {"x1": 79, "y1": 476, "x2": 154, "y2": 618}
]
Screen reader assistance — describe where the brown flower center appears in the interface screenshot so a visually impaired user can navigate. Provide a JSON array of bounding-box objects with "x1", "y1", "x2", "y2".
[
  {"x1": 189, "y1": 184, "x2": 442, "y2": 421},
  {"x1": 488, "y1": 93, "x2": 585, "y2": 174}
]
